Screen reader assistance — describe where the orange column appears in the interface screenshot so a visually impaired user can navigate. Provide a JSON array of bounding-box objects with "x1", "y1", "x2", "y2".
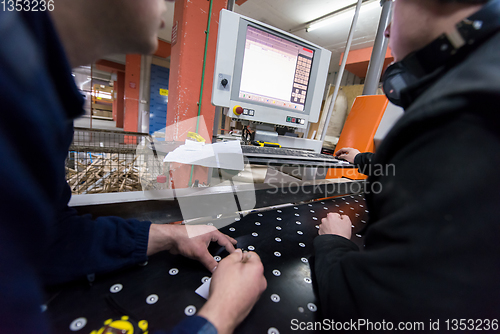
[
  {"x1": 112, "y1": 84, "x2": 117, "y2": 122},
  {"x1": 124, "y1": 55, "x2": 142, "y2": 137},
  {"x1": 167, "y1": 0, "x2": 228, "y2": 188},
  {"x1": 115, "y1": 72, "x2": 125, "y2": 128}
]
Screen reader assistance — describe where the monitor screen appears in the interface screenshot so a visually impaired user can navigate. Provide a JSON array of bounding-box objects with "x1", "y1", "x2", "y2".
[
  {"x1": 212, "y1": 9, "x2": 331, "y2": 129},
  {"x1": 239, "y1": 26, "x2": 314, "y2": 112}
]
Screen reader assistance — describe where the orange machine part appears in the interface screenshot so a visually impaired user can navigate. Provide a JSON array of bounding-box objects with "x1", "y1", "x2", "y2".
[{"x1": 326, "y1": 95, "x2": 389, "y2": 180}]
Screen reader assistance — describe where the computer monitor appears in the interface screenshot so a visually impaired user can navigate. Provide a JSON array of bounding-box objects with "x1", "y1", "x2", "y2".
[{"x1": 212, "y1": 9, "x2": 331, "y2": 130}]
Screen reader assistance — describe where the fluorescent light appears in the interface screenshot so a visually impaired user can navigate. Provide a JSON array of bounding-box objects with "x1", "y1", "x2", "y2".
[
  {"x1": 95, "y1": 92, "x2": 112, "y2": 100},
  {"x1": 306, "y1": 0, "x2": 379, "y2": 32},
  {"x1": 307, "y1": 17, "x2": 339, "y2": 32}
]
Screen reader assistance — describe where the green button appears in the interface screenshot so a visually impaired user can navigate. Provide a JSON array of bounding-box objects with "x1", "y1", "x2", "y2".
[{"x1": 286, "y1": 117, "x2": 292, "y2": 122}]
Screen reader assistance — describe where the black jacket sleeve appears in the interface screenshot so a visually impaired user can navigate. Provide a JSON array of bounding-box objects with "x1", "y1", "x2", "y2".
[
  {"x1": 313, "y1": 93, "x2": 500, "y2": 322},
  {"x1": 353, "y1": 152, "x2": 374, "y2": 175},
  {"x1": 313, "y1": 235, "x2": 360, "y2": 319},
  {"x1": 41, "y1": 182, "x2": 151, "y2": 285}
]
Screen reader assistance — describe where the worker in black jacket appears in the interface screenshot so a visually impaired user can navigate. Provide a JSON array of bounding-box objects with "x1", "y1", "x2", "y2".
[{"x1": 315, "y1": 0, "x2": 500, "y2": 328}]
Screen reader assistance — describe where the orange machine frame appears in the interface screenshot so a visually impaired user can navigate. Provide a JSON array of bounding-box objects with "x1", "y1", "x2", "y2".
[{"x1": 326, "y1": 95, "x2": 389, "y2": 180}]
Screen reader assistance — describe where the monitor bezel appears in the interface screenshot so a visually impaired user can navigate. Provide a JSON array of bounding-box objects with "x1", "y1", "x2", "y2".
[{"x1": 211, "y1": 9, "x2": 331, "y2": 129}]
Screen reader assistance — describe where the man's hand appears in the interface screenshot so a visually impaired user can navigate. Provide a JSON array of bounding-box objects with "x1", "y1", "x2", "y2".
[
  {"x1": 147, "y1": 224, "x2": 237, "y2": 272},
  {"x1": 198, "y1": 249, "x2": 267, "y2": 334},
  {"x1": 335, "y1": 147, "x2": 361, "y2": 164},
  {"x1": 319, "y1": 212, "x2": 352, "y2": 239}
]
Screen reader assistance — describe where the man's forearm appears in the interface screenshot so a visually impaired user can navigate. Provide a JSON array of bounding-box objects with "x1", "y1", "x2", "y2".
[
  {"x1": 147, "y1": 223, "x2": 172, "y2": 256},
  {"x1": 198, "y1": 300, "x2": 238, "y2": 334}
]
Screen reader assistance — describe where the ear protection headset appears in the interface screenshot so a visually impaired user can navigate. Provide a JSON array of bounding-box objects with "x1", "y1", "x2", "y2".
[{"x1": 382, "y1": 0, "x2": 500, "y2": 108}]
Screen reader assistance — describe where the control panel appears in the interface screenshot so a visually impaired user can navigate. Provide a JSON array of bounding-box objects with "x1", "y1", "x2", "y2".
[
  {"x1": 233, "y1": 105, "x2": 255, "y2": 117},
  {"x1": 286, "y1": 116, "x2": 305, "y2": 125},
  {"x1": 231, "y1": 105, "x2": 306, "y2": 127}
]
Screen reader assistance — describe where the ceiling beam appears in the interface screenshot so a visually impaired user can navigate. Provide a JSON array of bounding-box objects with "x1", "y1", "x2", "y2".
[
  {"x1": 340, "y1": 46, "x2": 393, "y2": 78},
  {"x1": 154, "y1": 39, "x2": 172, "y2": 58},
  {"x1": 95, "y1": 59, "x2": 125, "y2": 73}
]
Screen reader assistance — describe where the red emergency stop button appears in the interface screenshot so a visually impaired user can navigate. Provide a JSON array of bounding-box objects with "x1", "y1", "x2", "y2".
[{"x1": 233, "y1": 105, "x2": 244, "y2": 116}]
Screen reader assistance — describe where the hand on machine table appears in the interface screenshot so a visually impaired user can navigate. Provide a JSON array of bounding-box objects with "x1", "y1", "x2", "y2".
[
  {"x1": 198, "y1": 249, "x2": 267, "y2": 334},
  {"x1": 319, "y1": 212, "x2": 352, "y2": 240},
  {"x1": 147, "y1": 224, "x2": 237, "y2": 272},
  {"x1": 335, "y1": 147, "x2": 360, "y2": 164}
]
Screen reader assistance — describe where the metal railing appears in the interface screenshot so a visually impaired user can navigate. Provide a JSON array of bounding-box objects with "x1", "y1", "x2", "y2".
[{"x1": 65, "y1": 127, "x2": 163, "y2": 194}]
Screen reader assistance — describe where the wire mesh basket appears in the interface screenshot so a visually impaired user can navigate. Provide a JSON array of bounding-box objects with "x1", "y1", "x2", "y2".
[{"x1": 65, "y1": 127, "x2": 166, "y2": 194}]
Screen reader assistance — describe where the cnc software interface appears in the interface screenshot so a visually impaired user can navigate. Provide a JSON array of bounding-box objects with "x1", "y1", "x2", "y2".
[{"x1": 239, "y1": 26, "x2": 314, "y2": 112}]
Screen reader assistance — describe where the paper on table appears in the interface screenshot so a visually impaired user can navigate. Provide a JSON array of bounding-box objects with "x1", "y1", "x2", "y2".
[
  {"x1": 183, "y1": 139, "x2": 205, "y2": 151},
  {"x1": 164, "y1": 140, "x2": 244, "y2": 170},
  {"x1": 195, "y1": 278, "x2": 211, "y2": 300}
]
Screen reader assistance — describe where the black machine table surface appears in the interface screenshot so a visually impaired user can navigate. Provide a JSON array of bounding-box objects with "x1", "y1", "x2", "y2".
[{"x1": 45, "y1": 194, "x2": 369, "y2": 333}]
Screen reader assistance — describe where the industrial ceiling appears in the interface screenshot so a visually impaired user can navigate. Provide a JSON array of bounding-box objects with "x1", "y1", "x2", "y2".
[{"x1": 158, "y1": 0, "x2": 384, "y2": 72}]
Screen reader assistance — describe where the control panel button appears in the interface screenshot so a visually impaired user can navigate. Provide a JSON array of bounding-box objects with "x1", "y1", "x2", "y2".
[
  {"x1": 233, "y1": 106, "x2": 244, "y2": 116},
  {"x1": 286, "y1": 116, "x2": 304, "y2": 124}
]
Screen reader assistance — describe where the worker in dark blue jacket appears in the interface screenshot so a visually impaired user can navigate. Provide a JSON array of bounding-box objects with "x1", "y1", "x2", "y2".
[{"x1": 0, "y1": 1, "x2": 266, "y2": 333}]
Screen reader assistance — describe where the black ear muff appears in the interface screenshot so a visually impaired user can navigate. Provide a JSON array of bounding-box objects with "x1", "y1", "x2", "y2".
[
  {"x1": 382, "y1": 62, "x2": 413, "y2": 108},
  {"x1": 382, "y1": 0, "x2": 500, "y2": 108}
]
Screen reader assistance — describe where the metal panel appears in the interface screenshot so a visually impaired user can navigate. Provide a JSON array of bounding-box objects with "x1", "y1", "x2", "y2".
[{"x1": 149, "y1": 65, "x2": 170, "y2": 135}]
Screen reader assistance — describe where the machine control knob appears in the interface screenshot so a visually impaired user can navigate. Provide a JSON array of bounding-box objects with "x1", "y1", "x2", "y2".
[
  {"x1": 233, "y1": 106, "x2": 244, "y2": 116},
  {"x1": 221, "y1": 78, "x2": 228, "y2": 87}
]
